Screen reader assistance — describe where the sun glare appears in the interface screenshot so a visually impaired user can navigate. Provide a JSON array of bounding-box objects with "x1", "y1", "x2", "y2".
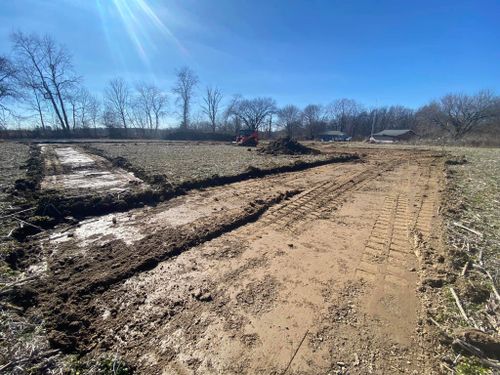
[{"x1": 96, "y1": 0, "x2": 186, "y2": 63}]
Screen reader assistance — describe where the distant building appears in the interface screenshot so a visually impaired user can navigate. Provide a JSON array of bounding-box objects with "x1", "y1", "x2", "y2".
[
  {"x1": 318, "y1": 130, "x2": 351, "y2": 142},
  {"x1": 370, "y1": 129, "x2": 417, "y2": 143}
]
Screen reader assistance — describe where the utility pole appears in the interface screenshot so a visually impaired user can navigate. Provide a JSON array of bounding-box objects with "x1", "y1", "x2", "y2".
[
  {"x1": 267, "y1": 114, "x2": 273, "y2": 139},
  {"x1": 371, "y1": 108, "x2": 377, "y2": 137},
  {"x1": 370, "y1": 100, "x2": 378, "y2": 139}
]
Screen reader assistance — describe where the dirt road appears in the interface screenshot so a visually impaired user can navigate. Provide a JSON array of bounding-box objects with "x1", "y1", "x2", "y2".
[{"x1": 31, "y1": 148, "x2": 445, "y2": 374}]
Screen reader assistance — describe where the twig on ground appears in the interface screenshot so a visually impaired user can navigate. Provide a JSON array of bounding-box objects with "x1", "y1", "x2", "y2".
[
  {"x1": 452, "y1": 339, "x2": 500, "y2": 370},
  {"x1": 450, "y1": 287, "x2": 479, "y2": 329},
  {"x1": 429, "y1": 317, "x2": 500, "y2": 370},
  {"x1": 477, "y1": 249, "x2": 484, "y2": 266},
  {"x1": 0, "y1": 301, "x2": 24, "y2": 311},
  {"x1": 0, "y1": 275, "x2": 38, "y2": 293},
  {"x1": 453, "y1": 222, "x2": 483, "y2": 237},
  {"x1": 461, "y1": 261, "x2": 469, "y2": 276},
  {"x1": 0, "y1": 349, "x2": 60, "y2": 372},
  {"x1": 0, "y1": 361, "x2": 13, "y2": 372},
  {"x1": 428, "y1": 317, "x2": 450, "y2": 336},
  {"x1": 473, "y1": 265, "x2": 500, "y2": 302},
  {"x1": 0, "y1": 207, "x2": 36, "y2": 221},
  {"x1": 441, "y1": 362, "x2": 453, "y2": 373},
  {"x1": 11, "y1": 216, "x2": 43, "y2": 231},
  {"x1": 281, "y1": 329, "x2": 309, "y2": 375}
]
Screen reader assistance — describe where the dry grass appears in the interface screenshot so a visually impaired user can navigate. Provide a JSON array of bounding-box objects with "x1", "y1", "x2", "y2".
[
  {"x1": 437, "y1": 147, "x2": 499, "y2": 373},
  {"x1": 90, "y1": 142, "x2": 329, "y2": 185},
  {"x1": 446, "y1": 147, "x2": 499, "y2": 278}
]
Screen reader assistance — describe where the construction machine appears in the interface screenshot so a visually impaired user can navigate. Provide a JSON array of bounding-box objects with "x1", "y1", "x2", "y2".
[{"x1": 235, "y1": 129, "x2": 258, "y2": 146}]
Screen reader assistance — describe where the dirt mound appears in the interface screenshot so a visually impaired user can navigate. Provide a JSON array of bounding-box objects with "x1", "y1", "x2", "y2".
[{"x1": 260, "y1": 137, "x2": 321, "y2": 155}]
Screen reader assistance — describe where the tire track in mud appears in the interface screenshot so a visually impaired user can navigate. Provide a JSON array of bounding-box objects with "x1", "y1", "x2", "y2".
[
  {"x1": 355, "y1": 158, "x2": 442, "y2": 289},
  {"x1": 355, "y1": 193, "x2": 413, "y2": 290},
  {"x1": 34, "y1": 160, "x2": 366, "y2": 353},
  {"x1": 414, "y1": 159, "x2": 441, "y2": 239},
  {"x1": 259, "y1": 160, "x2": 404, "y2": 231},
  {"x1": 34, "y1": 190, "x2": 300, "y2": 353},
  {"x1": 37, "y1": 153, "x2": 444, "y2": 374}
]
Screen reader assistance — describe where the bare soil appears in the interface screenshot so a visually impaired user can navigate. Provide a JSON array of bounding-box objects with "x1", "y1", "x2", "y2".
[
  {"x1": 259, "y1": 137, "x2": 320, "y2": 155},
  {"x1": 0, "y1": 142, "x2": 31, "y2": 237},
  {"x1": 88, "y1": 142, "x2": 330, "y2": 185},
  {"x1": 22, "y1": 146, "x2": 449, "y2": 374},
  {"x1": 40, "y1": 144, "x2": 148, "y2": 195}
]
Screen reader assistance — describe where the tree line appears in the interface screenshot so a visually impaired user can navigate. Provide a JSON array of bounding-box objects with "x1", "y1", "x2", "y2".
[{"x1": 1, "y1": 31, "x2": 499, "y2": 141}]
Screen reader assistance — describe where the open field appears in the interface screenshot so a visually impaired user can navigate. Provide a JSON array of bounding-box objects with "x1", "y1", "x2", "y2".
[
  {"x1": 0, "y1": 141, "x2": 499, "y2": 374},
  {"x1": 0, "y1": 142, "x2": 30, "y2": 238},
  {"x1": 89, "y1": 142, "x2": 331, "y2": 185}
]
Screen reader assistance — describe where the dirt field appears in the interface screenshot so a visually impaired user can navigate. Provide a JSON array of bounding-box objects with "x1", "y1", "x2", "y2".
[
  {"x1": 17, "y1": 144, "x2": 449, "y2": 374},
  {"x1": 88, "y1": 142, "x2": 330, "y2": 185},
  {"x1": 4, "y1": 141, "x2": 499, "y2": 374},
  {"x1": 0, "y1": 142, "x2": 30, "y2": 238}
]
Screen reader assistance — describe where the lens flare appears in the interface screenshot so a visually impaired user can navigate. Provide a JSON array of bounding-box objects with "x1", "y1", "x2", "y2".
[{"x1": 97, "y1": 0, "x2": 187, "y2": 64}]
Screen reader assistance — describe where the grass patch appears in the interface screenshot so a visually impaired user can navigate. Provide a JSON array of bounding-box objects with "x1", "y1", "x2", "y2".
[{"x1": 456, "y1": 356, "x2": 492, "y2": 375}]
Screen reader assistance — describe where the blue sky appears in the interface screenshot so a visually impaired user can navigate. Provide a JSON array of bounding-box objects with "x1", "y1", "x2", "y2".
[{"x1": 0, "y1": 0, "x2": 499, "y2": 111}]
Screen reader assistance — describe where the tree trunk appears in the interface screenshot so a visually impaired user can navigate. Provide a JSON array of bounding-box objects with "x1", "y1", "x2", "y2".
[{"x1": 54, "y1": 85, "x2": 70, "y2": 131}]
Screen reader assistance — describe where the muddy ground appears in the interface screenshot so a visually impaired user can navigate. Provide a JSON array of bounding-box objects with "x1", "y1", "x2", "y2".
[
  {"x1": 17, "y1": 145, "x2": 451, "y2": 374},
  {"x1": 0, "y1": 142, "x2": 32, "y2": 238},
  {"x1": 40, "y1": 144, "x2": 149, "y2": 195}
]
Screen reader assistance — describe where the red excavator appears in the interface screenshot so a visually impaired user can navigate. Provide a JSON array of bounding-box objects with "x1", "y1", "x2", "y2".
[{"x1": 235, "y1": 129, "x2": 258, "y2": 146}]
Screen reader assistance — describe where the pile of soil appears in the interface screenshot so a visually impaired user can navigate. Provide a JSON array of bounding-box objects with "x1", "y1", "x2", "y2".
[{"x1": 260, "y1": 137, "x2": 321, "y2": 155}]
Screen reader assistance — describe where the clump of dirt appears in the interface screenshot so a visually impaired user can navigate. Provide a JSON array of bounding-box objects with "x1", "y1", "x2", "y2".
[
  {"x1": 235, "y1": 275, "x2": 280, "y2": 315},
  {"x1": 455, "y1": 278, "x2": 491, "y2": 304},
  {"x1": 260, "y1": 137, "x2": 321, "y2": 155},
  {"x1": 14, "y1": 143, "x2": 43, "y2": 192},
  {"x1": 454, "y1": 329, "x2": 500, "y2": 359},
  {"x1": 445, "y1": 156, "x2": 468, "y2": 165}
]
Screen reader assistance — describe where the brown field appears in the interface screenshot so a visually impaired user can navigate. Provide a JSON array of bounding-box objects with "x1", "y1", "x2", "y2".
[
  {"x1": 1, "y1": 141, "x2": 499, "y2": 374},
  {"x1": 0, "y1": 142, "x2": 30, "y2": 237},
  {"x1": 88, "y1": 142, "x2": 331, "y2": 185}
]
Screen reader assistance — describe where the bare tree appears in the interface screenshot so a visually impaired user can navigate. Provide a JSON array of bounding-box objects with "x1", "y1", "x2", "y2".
[
  {"x1": 277, "y1": 104, "x2": 302, "y2": 137},
  {"x1": 104, "y1": 78, "x2": 131, "y2": 129},
  {"x1": 68, "y1": 90, "x2": 79, "y2": 130},
  {"x1": 221, "y1": 94, "x2": 242, "y2": 134},
  {"x1": 25, "y1": 77, "x2": 49, "y2": 130},
  {"x1": 327, "y1": 99, "x2": 362, "y2": 134},
  {"x1": 0, "y1": 56, "x2": 19, "y2": 129},
  {"x1": 302, "y1": 104, "x2": 326, "y2": 139},
  {"x1": 135, "y1": 82, "x2": 168, "y2": 132},
  {"x1": 420, "y1": 91, "x2": 498, "y2": 139},
  {"x1": 12, "y1": 56, "x2": 48, "y2": 130},
  {"x1": 229, "y1": 97, "x2": 277, "y2": 131},
  {"x1": 102, "y1": 106, "x2": 119, "y2": 129},
  {"x1": 11, "y1": 32, "x2": 79, "y2": 131},
  {"x1": 0, "y1": 57, "x2": 18, "y2": 109},
  {"x1": 76, "y1": 88, "x2": 100, "y2": 129},
  {"x1": 201, "y1": 86, "x2": 223, "y2": 132},
  {"x1": 87, "y1": 94, "x2": 101, "y2": 130},
  {"x1": 172, "y1": 66, "x2": 198, "y2": 129}
]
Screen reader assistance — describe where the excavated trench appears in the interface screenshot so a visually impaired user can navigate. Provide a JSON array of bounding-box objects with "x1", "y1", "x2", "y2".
[{"x1": 33, "y1": 144, "x2": 358, "y2": 220}]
